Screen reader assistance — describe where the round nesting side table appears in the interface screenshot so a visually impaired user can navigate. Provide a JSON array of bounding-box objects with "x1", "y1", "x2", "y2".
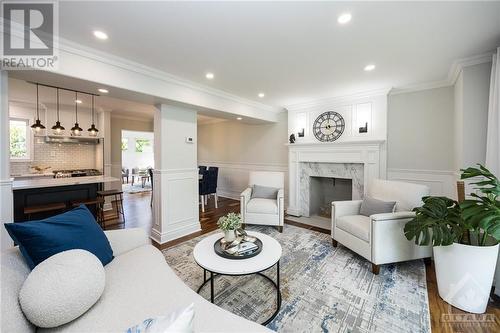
[{"x1": 193, "y1": 231, "x2": 282, "y2": 325}]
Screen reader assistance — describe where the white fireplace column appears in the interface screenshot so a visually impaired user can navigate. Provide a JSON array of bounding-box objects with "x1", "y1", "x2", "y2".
[
  {"x1": 151, "y1": 103, "x2": 200, "y2": 244},
  {"x1": 0, "y1": 71, "x2": 13, "y2": 250}
]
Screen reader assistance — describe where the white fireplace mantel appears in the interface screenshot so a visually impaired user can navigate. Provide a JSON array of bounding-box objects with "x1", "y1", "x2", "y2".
[{"x1": 287, "y1": 140, "x2": 387, "y2": 217}]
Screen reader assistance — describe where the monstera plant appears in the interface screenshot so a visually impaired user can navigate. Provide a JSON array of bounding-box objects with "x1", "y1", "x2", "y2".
[{"x1": 404, "y1": 164, "x2": 500, "y2": 314}]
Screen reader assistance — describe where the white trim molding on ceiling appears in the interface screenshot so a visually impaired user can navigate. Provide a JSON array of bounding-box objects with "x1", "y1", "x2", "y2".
[
  {"x1": 390, "y1": 50, "x2": 495, "y2": 95},
  {"x1": 7, "y1": 24, "x2": 283, "y2": 122},
  {"x1": 284, "y1": 87, "x2": 391, "y2": 111}
]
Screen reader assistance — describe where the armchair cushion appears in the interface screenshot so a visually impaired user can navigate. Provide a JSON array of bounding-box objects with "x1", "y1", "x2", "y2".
[
  {"x1": 251, "y1": 185, "x2": 279, "y2": 199},
  {"x1": 336, "y1": 215, "x2": 371, "y2": 242},
  {"x1": 359, "y1": 197, "x2": 396, "y2": 217},
  {"x1": 246, "y1": 198, "x2": 278, "y2": 214}
]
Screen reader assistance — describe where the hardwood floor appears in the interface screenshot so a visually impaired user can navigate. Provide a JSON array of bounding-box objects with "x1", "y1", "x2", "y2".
[{"x1": 110, "y1": 192, "x2": 499, "y2": 332}]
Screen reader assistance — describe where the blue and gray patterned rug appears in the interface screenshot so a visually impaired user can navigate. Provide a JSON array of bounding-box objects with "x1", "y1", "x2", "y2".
[{"x1": 163, "y1": 225, "x2": 430, "y2": 333}]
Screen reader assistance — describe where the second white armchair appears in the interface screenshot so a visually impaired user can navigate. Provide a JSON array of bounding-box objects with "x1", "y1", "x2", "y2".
[
  {"x1": 240, "y1": 171, "x2": 285, "y2": 232},
  {"x1": 332, "y1": 179, "x2": 432, "y2": 274}
]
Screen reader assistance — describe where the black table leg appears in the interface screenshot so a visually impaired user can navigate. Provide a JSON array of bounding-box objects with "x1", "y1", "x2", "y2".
[
  {"x1": 203, "y1": 269, "x2": 207, "y2": 283},
  {"x1": 277, "y1": 260, "x2": 280, "y2": 302},
  {"x1": 210, "y1": 271, "x2": 214, "y2": 303}
]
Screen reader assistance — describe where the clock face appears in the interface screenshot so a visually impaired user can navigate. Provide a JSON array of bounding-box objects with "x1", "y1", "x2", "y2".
[{"x1": 313, "y1": 111, "x2": 345, "y2": 142}]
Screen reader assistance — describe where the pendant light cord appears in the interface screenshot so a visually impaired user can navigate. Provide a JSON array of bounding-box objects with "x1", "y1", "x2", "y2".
[
  {"x1": 56, "y1": 88, "x2": 60, "y2": 121},
  {"x1": 75, "y1": 92, "x2": 78, "y2": 122},
  {"x1": 92, "y1": 95, "x2": 95, "y2": 124},
  {"x1": 36, "y1": 84, "x2": 39, "y2": 119}
]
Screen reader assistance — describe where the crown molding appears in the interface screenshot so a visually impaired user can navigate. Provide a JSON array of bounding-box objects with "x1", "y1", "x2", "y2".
[
  {"x1": 284, "y1": 87, "x2": 392, "y2": 111},
  {"x1": 389, "y1": 79, "x2": 452, "y2": 95},
  {"x1": 447, "y1": 51, "x2": 494, "y2": 85},
  {"x1": 391, "y1": 51, "x2": 495, "y2": 95},
  {"x1": 55, "y1": 37, "x2": 281, "y2": 114}
]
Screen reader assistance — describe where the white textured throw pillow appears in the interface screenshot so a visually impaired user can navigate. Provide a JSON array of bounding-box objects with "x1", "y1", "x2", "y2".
[
  {"x1": 126, "y1": 304, "x2": 195, "y2": 333},
  {"x1": 19, "y1": 249, "x2": 105, "y2": 328}
]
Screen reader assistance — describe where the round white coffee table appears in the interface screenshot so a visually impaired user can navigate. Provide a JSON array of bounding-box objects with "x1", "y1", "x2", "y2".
[{"x1": 193, "y1": 231, "x2": 282, "y2": 325}]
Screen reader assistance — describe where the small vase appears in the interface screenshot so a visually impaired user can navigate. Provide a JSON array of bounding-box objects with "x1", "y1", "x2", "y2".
[{"x1": 224, "y1": 229, "x2": 236, "y2": 242}]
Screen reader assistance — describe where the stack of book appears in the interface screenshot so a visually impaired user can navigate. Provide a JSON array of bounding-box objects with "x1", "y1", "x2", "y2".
[{"x1": 225, "y1": 241, "x2": 259, "y2": 256}]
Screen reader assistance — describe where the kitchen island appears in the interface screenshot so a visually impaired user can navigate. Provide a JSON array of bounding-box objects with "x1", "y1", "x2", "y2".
[{"x1": 12, "y1": 176, "x2": 119, "y2": 222}]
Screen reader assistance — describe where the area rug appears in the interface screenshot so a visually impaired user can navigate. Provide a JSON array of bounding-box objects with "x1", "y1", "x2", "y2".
[
  {"x1": 122, "y1": 183, "x2": 151, "y2": 194},
  {"x1": 163, "y1": 225, "x2": 430, "y2": 333}
]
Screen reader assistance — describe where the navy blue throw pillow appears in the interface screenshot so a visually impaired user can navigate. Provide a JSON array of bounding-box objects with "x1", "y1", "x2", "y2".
[{"x1": 4, "y1": 205, "x2": 113, "y2": 269}]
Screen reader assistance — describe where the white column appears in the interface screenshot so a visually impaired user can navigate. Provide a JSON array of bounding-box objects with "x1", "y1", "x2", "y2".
[
  {"x1": 97, "y1": 110, "x2": 113, "y2": 209},
  {"x1": 0, "y1": 71, "x2": 13, "y2": 250},
  {"x1": 151, "y1": 104, "x2": 200, "y2": 244}
]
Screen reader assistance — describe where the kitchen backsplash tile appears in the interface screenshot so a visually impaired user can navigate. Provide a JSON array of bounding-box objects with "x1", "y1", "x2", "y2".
[{"x1": 11, "y1": 142, "x2": 98, "y2": 175}]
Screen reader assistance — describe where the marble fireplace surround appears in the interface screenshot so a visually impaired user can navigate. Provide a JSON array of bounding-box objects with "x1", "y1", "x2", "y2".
[
  {"x1": 287, "y1": 140, "x2": 386, "y2": 217},
  {"x1": 300, "y1": 163, "x2": 363, "y2": 217}
]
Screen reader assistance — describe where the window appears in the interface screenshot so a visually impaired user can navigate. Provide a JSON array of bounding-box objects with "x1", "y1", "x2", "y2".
[
  {"x1": 121, "y1": 138, "x2": 128, "y2": 151},
  {"x1": 135, "y1": 139, "x2": 152, "y2": 153},
  {"x1": 9, "y1": 118, "x2": 31, "y2": 161}
]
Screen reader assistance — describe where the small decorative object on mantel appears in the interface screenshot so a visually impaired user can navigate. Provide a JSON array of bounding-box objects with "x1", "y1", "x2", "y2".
[
  {"x1": 214, "y1": 228, "x2": 263, "y2": 259},
  {"x1": 289, "y1": 133, "x2": 296, "y2": 144},
  {"x1": 217, "y1": 212, "x2": 242, "y2": 242},
  {"x1": 359, "y1": 122, "x2": 368, "y2": 133},
  {"x1": 298, "y1": 128, "x2": 305, "y2": 137}
]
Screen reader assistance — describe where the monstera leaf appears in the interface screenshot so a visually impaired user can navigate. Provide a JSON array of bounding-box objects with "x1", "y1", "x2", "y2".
[
  {"x1": 460, "y1": 165, "x2": 500, "y2": 245},
  {"x1": 404, "y1": 196, "x2": 463, "y2": 246}
]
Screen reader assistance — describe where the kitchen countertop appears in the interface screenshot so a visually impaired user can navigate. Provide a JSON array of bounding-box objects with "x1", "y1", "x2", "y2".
[{"x1": 12, "y1": 176, "x2": 120, "y2": 190}]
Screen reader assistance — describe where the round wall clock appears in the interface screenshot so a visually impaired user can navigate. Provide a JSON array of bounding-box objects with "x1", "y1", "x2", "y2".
[{"x1": 312, "y1": 111, "x2": 345, "y2": 142}]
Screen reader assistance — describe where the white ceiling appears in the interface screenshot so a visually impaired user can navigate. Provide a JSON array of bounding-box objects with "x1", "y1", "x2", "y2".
[{"x1": 57, "y1": 1, "x2": 500, "y2": 107}]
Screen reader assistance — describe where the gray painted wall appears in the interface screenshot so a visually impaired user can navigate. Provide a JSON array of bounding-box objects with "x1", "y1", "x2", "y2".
[{"x1": 388, "y1": 86, "x2": 455, "y2": 171}]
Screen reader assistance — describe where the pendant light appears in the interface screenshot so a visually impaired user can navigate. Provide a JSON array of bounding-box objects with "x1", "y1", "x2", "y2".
[
  {"x1": 30, "y1": 84, "x2": 46, "y2": 133},
  {"x1": 88, "y1": 95, "x2": 99, "y2": 136},
  {"x1": 51, "y1": 88, "x2": 65, "y2": 135},
  {"x1": 70, "y1": 92, "x2": 83, "y2": 136}
]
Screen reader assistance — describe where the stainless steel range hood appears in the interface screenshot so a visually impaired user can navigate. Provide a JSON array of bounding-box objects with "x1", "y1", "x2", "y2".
[{"x1": 35, "y1": 135, "x2": 101, "y2": 144}]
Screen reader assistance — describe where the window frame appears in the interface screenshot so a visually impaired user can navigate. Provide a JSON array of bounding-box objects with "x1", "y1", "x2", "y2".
[{"x1": 9, "y1": 117, "x2": 33, "y2": 162}]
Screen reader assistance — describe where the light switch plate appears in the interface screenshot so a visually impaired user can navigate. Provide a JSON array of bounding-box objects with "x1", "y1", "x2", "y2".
[{"x1": 185, "y1": 137, "x2": 194, "y2": 143}]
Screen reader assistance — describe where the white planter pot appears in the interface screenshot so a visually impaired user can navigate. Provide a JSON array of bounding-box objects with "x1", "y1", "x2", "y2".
[
  {"x1": 433, "y1": 243, "x2": 499, "y2": 313},
  {"x1": 224, "y1": 230, "x2": 236, "y2": 242}
]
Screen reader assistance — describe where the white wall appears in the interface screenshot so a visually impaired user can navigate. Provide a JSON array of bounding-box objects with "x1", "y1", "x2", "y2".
[
  {"x1": 197, "y1": 112, "x2": 288, "y2": 199},
  {"x1": 121, "y1": 130, "x2": 154, "y2": 171},
  {"x1": 387, "y1": 87, "x2": 456, "y2": 197},
  {"x1": 459, "y1": 62, "x2": 492, "y2": 169}
]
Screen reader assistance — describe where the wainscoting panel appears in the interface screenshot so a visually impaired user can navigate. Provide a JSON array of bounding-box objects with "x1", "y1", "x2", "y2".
[
  {"x1": 387, "y1": 168, "x2": 457, "y2": 198},
  {"x1": 198, "y1": 161, "x2": 288, "y2": 201}
]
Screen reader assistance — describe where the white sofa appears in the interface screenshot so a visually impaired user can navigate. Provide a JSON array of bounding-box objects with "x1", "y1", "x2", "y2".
[
  {"x1": 240, "y1": 171, "x2": 285, "y2": 232},
  {"x1": 1, "y1": 228, "x2": 272, "y2": 333},
  {"x1": 331, "y1": 179, "x2": 432, "y2": 274}
]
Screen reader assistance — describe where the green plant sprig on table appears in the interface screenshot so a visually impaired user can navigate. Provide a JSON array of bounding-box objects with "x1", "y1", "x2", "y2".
[
  {"x1": 217, "y1": 213, "x2": 242, "y2": 231},
  {"x1": 404, "y1": 164, "x2": 500, "y2": 247}
]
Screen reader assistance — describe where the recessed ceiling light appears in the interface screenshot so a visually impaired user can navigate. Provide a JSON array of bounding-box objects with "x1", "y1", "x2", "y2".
[
  {"x1": 258, "y1": 93, "x2": 265, "y2": 98},
  {"x1": 364, "y1": 64, "x2": 376, "y2": 71},
  {"x1": 75, "y1": 99, "x2": 82, "y2": 104},
  {"x1": 337, "y1": 13, "x2": 352, "y2": 24},
  {"x1": 93, "y1": 30, "x2": 108, "y2": 40},
  {"x1": 205, "y1": 72, "x2": 214, "y2": 80},
  {"x1": 98, "y1": 88, "x2": 109, "y2": 93},
  {"x1": 236, "y1": 117, "x2": 242, "y2": 120}
]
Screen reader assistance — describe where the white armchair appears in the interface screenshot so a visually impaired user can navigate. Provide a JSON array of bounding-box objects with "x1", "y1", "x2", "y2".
[
  {"x1": 240, "y1": 171, "x2": 285, "y2": 232},
  {"x1": 331, "y1": 179, "x2": 432, "y2": 274}
]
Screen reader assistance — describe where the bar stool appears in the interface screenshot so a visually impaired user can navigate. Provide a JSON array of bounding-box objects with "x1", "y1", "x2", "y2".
[
  {"x1": 70, "y1": 197, "x2": 105, "y2": 228},
  {"x1": 23, "y1": 202, "x2": 67, "y2": 221},
  {"x1": 97, "y1": 189, "x2": 125, "y2": 227}
]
